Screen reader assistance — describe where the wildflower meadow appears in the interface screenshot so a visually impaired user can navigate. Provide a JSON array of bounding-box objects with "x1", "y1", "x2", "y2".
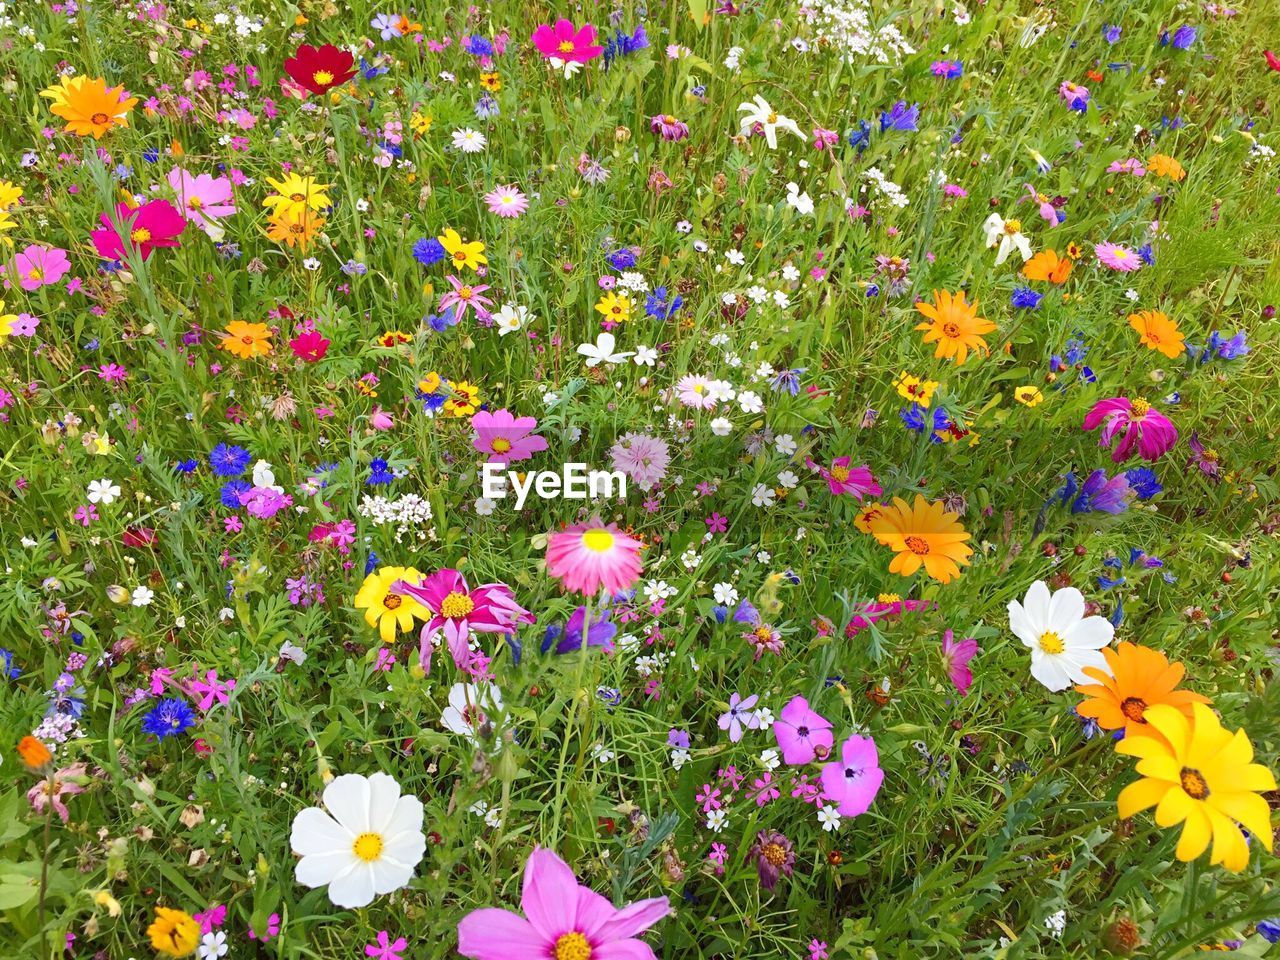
[{"x1": 3, "y1": 0, "x2": 1280, "y2": 957}]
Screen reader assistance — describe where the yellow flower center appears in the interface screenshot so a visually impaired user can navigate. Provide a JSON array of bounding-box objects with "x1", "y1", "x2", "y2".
[
  {"x1": 313, "y1": 70, "x2": 335, "y2": 86},
  {"x1": 458, "y1": 287, "x2": 473, "y2": 300},
  {"x1": 1129, "y1": 398, "x2": 1151, "y2": 417},
  {"x1": 352, "y1": 832, "x2": 383, "y2": 861},
  {"x1": 904, "y1": 535, "x2": 930, "y2": 556},
  {"x1": 27, "y1": 268, "x2": 41, "y2": 280},
  {"x1": 554, "y1": 932, "x2": 591, "y2": 960},
  {"x1": 558, "y1": 40, "x2": 576, "y2": 53},
  {"x1": 1121, "y1": 696, "x2": 1147, "y2": 723},
  {"x1": 187, "y1": 196, "x2": 203, "y2": 209},
  {"x1": 1180, "y1": 767, "x2": 1209, "y2": 800},
  {"x1": 876, "y1": 593, "x2": 901, "y2": 604},
  {"x1": 1003, "y1": 220, "x2": 1022, "y2": 234},
  {"x1": 440, "y1": 591, "x2": 475, "y2": 619},
  {"x1": 491, "y1": 438, "x2": 512, "y2": 453},
  {"x1": 829, "y1": 466, "x2": 850, "y2": 483},
  {"x1": 761, "y1": 842, "x2": 788, "y2": 866},
  {"x1": 1039, "y1": 631, "x2": 1065, "y2": 655},
  {"x1": 582, "y1": 529, "x2": 615, "y2": 553},
  {"x1": 753, "y1": 625, "x2": 774, "y2": 643},
  {"x1": 766, "y1": 112, "x2": 778, "y2": 123},
  {"x1": 130, "y1": 227, "x2": 152, "y2": 244},
  {"x1": 383, "y1": 594, "x2": 403, "y2": 610}
]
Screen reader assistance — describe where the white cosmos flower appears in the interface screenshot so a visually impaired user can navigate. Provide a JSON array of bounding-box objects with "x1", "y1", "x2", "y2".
[
  {"x1": 1008, "y1": 580, "x2": 1114, "y2": 692},
  {"x1": 493, "y1": 302, "x2": 530, "y2": 336},
  {"x1": 982, "y1": 213, "x2": 1033, "y2": 265},
  {"x1": 290, "y1": 772, "x2": 426, "y2": 909},
  {"x1": 577, "y1": 332, "x2": 634, "y2": 367},
  {"x1": 441, "y1": 682, "x2": 504, "y2": 743},
  {"x1": 87, "y1": 478, "x2": 121, "y2": 505},
  {"x1": 736, "y1": 95, "x2": 804, "y2": 150}
]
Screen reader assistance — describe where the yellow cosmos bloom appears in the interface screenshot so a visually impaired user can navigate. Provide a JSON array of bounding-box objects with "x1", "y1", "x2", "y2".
[
  {"x1": 147, "y1": 906, "x2": 201, "y2": 957},
  {"x1": 444, "y1": 380, "x2": 480, "y2": 418},
  {"x1": 353, "y1": 567, "x2": 429, "y2": 644},
  {"x1": 1116, "y1": 702, "x2": 1275, "y2": 872},
  {"x1": 44, "y1": 76, "x2": 138, "y2": 138},
  {"x1": 438, "y1": 228, "x2": 488, "y2": 272},
  {"x1": 893, "y1": 371, "x2": 939, "y2": 407},
  {"x1": 219, "y1": 321, "x2": 273, "y2": 359},
  {"x1": 263, "y1": 173, "x2": 332, "y2": 221},
  {"x1": 266, "y1": 208, "x2": 325, "y2": 250}
]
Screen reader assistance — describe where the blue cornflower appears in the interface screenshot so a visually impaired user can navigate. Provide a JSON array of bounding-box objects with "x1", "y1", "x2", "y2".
[
  {"x1": 901, "y1": 404, "x2": 950, "y2": 442},
  {"x1": 367, "y1": 458, "x2": 395, "y2": 485},
  {"x1": 142, "y1": 146, "x2": 161, "y2": 163},
  {"x1": 770, "y1": 368, "x2": 805, "y2": 395},
  {"x1": 360, "y1": 57, "x2": 389, "y2": 80},
  {"x1": 1011, "y1": 287, "x2": 1044, "y2": 309},
  {"x1": 426, "y1": 309, "x2": 459, "y2": 333},
  {"x1": 464, "y1": 34, "x2": 495, "y2": 57},
  {"x1": 220, "y1": 480, "x2": 251, "y2": 509},
  {"x1": 608, "y1": 248, "x2": 637, "y2": 270},
  {"x1": 1138, "y1": 244, "x2": 1155, "y2": 266},
  {"x1": 879, "y1": 100, "x2": 920, "y2": 133},
  {"x1": 174, "y1": 459, "x2": 198, "y2": 474},
  {"x1": 412, "y1": 236, "x2": 446, "y2": 267},
  {"x1": 209, "y1": 443, "x2": 250, "y2": 478},
  {"x1": 1064, "y1": 336, "x2": 1089, "y2": 365},
  {"x1": 475, "y1": 94, "x2": 500, "y2": 120},
  {"x1": 142, "y1": 697, "x2": 197, "y2": 739},
  {"x1": 644, "y1": 287, "x2": 683, "y2": 320},
  {"x1": 603, "y1": 25, "x2": 649, "y2": 66},
  {"x1": 1102, "y1": 24, "x2": 1122, "y2": 43},
  {"x1": 1124, "y1": 467, "x2": 1162, "y2": 499}
]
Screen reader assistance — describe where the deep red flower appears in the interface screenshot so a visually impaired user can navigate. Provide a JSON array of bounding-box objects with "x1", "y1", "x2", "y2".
[
  {"x1": 1266, "y1": 50, "x2": 1280, "y2": 73},
  {"x1": 122, "y1": 527, "x2": 157, "y2": 548},
  {"x1": 283, "y1": 43, "x2": 357, "y2": 95}
]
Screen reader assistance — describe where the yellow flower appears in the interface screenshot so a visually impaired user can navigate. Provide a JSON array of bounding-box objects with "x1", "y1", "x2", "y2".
[
  {"x1": 353, "y1": 567, "x2": 429, "y2": 644},
  {"x1": 1147, "y1": 153, "x2": 1186, "y2": 182},
  {"x1": 867, "y1": 494, "x2": 972, "y2": 584},
  {"x1": 1128, "y1": 309, "x2": 1185, "y2": 359},
  {"x1": 444, "y1": 380, "x2": 480, "y2": 417},
  {"x1": 1117, "y1": 702, "x2": 1275, "y2": 872},
  {"x1": 266, "y1": 208, "x2": 324, "y2": 250},
  {"x1": 0, "y1": 299, "x2": 16, "y2": 344},
  {"x1": 219, "y1": 321, "x2": 273, "y2": 360},
  {"x1": 263, "y1": 173, "x2": 332, "y2": 221},
  {"x1": 0, "y1": 180, "x2": 22, "y2": 212},
  {"x1": 594, "y1": 291, "x2": 632, "y2": 323},
  {"x1": 44, "y1": 76, "x2": 137, "y2": 138},
  {"x1": 410, "y1": 111, "x2": 433, "y2": 136},
  {"x1": 893, "y1": 371, "x2": 939, "y2": 407},
  {"x1": 437, "y1": 228, "x2": 487, "y2": 272},
  {"x1": 914, "y1": 290, "x2": 995, "y2": 364},
  {"x1": 480, "y1": 71, "x2": 502, "y2": 92},
  {"x1": 418, "y1": 371, "x2": 442, "y2": 394},
  {"x1": 1014, "y1": 385, "x2": 1044, "y2": 407},
  {"x1": 147, "y1": 906, "x2": 201, "y2": 957}
]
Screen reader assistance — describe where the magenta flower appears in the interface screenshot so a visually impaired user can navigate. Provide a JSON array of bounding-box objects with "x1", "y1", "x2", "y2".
[
  {"x1": 90, "y1": 199, "x2": 186, "y2": 261},
  {"x1": 1082, "y1": 396, "x2": 1178, "y2": 463},
  {"x1": 457, "y1": 846, "x2": 669, "y2": 960},
  {"x1": 11, "y1": 244, "x2": 71, "y2": 290},
  {"x1": 167, "y1": 168, "x2": 237, "y2": 231},
  {"x1": 365, "y1": 930, "x2": 408, "y2": 960},
  {"x1": 820, "y1": 735, "x2": 884, "y2": 817},
  {"x1": 773, "y1": 695, "x2": 834, "y2": 765},
  {"x1": 189, "y1": 669, "x2": 236, "y2": 711},
  {"x1": 438, "y1": 273, "x2": 493, "y2": 323},
  {"x1": 247, "y1": 913, "x2": 280, "y2": 942},
  {"x1": 531, "y1": 19, "x2": 604, "y2": 63},
  {"x1": 472, "y1": 408, "x2": 548, "y2": 466},
  {"x1": 941, "y1": 629, "x2": 979, "y2": 696},
  {"x1": 1093, "y1": 242, "x2": 1142, "y2": 272},
  {"x1": 843, "y1": 596, "x2": 933, "y2": 638},
  {"x1": 806, "y1": 456, "x2": 881, "y2": 499},
  {"x1": 26, "y1": 763, "x2": 88, "y2": 823},
  {"x1": 395, "y1": 568, "x2": 535, "y2": 674}
]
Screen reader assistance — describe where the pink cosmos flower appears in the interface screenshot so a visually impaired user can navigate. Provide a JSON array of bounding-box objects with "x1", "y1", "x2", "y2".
[
  {"x1": 674, "y1": 374, "x2": 717, "y2": 410},
  {"x1": 11, "y1": 244, "x2": 71, "y2": 290},
  {"x1": 438, "y1": 274, "x2": 493, "y2": 323},
  {"x1": 773, "y1": 695, "x2": 834, "y2": 765},
  {"x1": 484, "y1": 184, "x2": 529, "y2": 218},
  {"x1": 941, "y1": 629, "x2": 979, "y2": 696},
  {"x1": 1083, "y1": 396, "x2": 1178, "y2": 462},
  {"x1": 458, "y1": 846, "x2": 669, "y2": 960},
  {"x1": 27, "y1": 763, "x2": 89, "y2": 822},
  {"x1": 531, "y1": 19, "x2": 604, "y2": 63},
  {"x1": 91, "y1": 199, "x2": 186, "y2": 261},
  {"x1": 610, "y1": 433, "x2": 670, "y2": 490},
  {"x1": 806, "y1": 456, "x2": 881, "y2": 499},
  {"x1": 545, "y1": 519, "x2": 644, "y2": 597},
  {"x1": 1107, "y1": 158, "x2": 1146, "y2": 176},
  {"x1": 395, "y1": 568, "x2": 535, "y2": 674},
  {"x1": 820, "y1": 735, "x2": 884, "y2": 817},
  {"x1": 1023, "y1": 184, "x2": 1058, "y2": 224},
  {"x1": 471, "y1": 408, "x2": 548, "y2": 466},
  {"x1": 167, "y1": 168, "x2": 237, "y2": 230},
  {"x1": 1093, "y1": 242, "x2": 1142, "y2": 272},
  {"x1": 843, "y1": 596, "x2": 933, "y2": 638}
]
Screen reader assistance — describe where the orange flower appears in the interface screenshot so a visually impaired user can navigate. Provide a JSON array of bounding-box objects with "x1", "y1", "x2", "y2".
[
  {"x1": 1128, "y1": 309, "x2": 1185, "y2": 359},
  {"x1": 44, "y1": 76, "x2": 138, "y2": 139},
  {"x1": 266, "y1": 209, "x2": 324, "y2": 250},
  {"x1": 914, "y1": 290, "x2": 995, "y2": 364},
  {"x1": 220, "y1": 320, "x2": 273, "y2": 359},
  {"x1": 1075, "y1": 642, "x2": 1210, "y2": 738},
  {"x1": 17, "y1": 736, "x2": 52, "y2": 769},
  {"x1": 867, "y1": 494, "x2": 972, "y2": 584},
  {"x1": 1147, "y1": 153, "x2": 1186, "y2": 182},
  {"x1": 1022, "y1": 249, "x2": 1074, "y2": 284}
]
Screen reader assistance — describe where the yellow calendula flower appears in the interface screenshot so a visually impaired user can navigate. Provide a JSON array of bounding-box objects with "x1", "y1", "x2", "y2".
[
  {"x1": 893, "y1": 371, "x2": 939, "y2": 407},
  {"x1": 263, "y1": 173, "x2": 332, "y2": 221},
  {"x1": 867, "y1": 494, "x2": 973, "y2": 584},
  {"x1": 594, "y1": 291, "x2": 632, "y2": 323},
  {"x1": 444, "y1": 380, "x2": 480, "y2": 417},
  {"x1": 266, "y1": 209, "x2": 325, "y2": 250},
  {"x1": 1147, "y1": 153, "x2": 1186, "y2": 182},
  {"x1": 43, "y1": 76, "x2": 138, "y2": 138},
  {"x1": 147, "y1": 906, "x2": 201, "y2": 957},
  {"x1": 353, "y1": 566, "x2": 429, "y2": 644},
  {"x1": 1117, "y1": 702, "x2": 1275, "y2": 872},
  {"x1": 410, "y1": 111, "x2": 433, "y2": 136},
  {"x1": 1014, "y1": 385, "x2": 1044, "y2": 407},
  {"x1": 0, "y1": 180, "x2": 22, "y2": 212},
  {"x1": 437, "y1": 228, "x2": 487, "y2": 272}
]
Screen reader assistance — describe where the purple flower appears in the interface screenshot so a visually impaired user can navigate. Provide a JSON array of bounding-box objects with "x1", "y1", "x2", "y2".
[
  {"x1": 718, "y1": 692, "x2": 760, "y2": 742},
  {"x1": 747, "y1": 830, "x2": 795, "y2": 891},
  {"x1": 773, "y1": 695, "x2": 833, "y2": 765},
  {"x1": 820, "y1": 735, "x2": 884, "y2": 817}
]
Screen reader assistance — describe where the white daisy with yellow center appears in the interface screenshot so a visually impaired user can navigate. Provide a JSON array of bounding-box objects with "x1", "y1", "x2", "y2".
[{"x1": 1008, "y1": 580, "x2": 1115, "y2": 692}]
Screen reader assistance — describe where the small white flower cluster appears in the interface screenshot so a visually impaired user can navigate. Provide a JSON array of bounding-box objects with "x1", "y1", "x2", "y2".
[
  {"x1": 634, "y1": 651, "x2": 671, "y2": 678},
  {"x1": 864, "y1": 167, "x2": 910, "y2": 208},
  {"x1": 807, "y1": 0, "x2": 915, "y2": 65},
  {"x1": 356, "y1": 494, "x2": 437, "y2": 542}
]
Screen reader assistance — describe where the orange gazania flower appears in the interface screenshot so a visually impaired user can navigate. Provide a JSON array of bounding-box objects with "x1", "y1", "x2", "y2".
[
  {"x1": 1023, "y1": 248, "x2": 1074, "y2": 284},
  {"x1": 45, "y1": 76, "x2": 138, "y2": 139},
  {"x1": 1147, "y1": 153, "x2": 1186, "y2": 182},
  {"x1": 220, "y1": 320, "x2": 273, "y2": 359},
  {"x1": 266, "y1": 209, "x2": 324, "y2": 250},
  {"x1": 1128, "y1": 309, "x2": 1185, "y2": 359},
  {"x1": 867, "y1": 494, "x2": 972, "y2": 584},
  {"x1": 17, "y1": 735, "x2": 52, "y2": 769},
  {"x1": 914, "y1": 290, "x2": 995, "y2": 364},
  {"x1": 1075, "y1": 642, "x2": 1210, "y2": 738}
]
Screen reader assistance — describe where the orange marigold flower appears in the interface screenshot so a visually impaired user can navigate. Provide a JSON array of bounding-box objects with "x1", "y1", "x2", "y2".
[
  {"x1": 17, "y1": 735, "x2": 52, "y2": 769},
  {"x1": 43, "y1": 76, "x2": 138, "y2": 139},
  {"x1": 1075, "y1": 642, "x2": 1210, "y2": 738},
  {"x1": 1128, "y1": 309, "x2": 1185, "y2": 359},
  {"x1": 1147, "y1": 153, "x2": 1186, "y2": 182},
  {"x1": 914, "y1": 290, "x2": 995, "y2": 365},
  {"x1": 220, "y1": 320, "x2": 273, "y2": 359},
  {"x1": 1022, "y1": 249, "x2": 1074, "y2": 284},
  {"x1": 867, "y1": 494, "x2": 973, "y2": 584}
]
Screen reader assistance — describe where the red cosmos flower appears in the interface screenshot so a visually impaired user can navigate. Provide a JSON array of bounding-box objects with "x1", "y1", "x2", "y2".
[
  {"x1": 1266, "y1": 50, "x2": 1280, "y2": 73},
  {"x1": 122, "y1": 527, "x2": 157, "y2": 548},
  {"x1": 90, "y1": 200, "x2": 186, "y2": 261},
  {"x1": 289, "y1": 330, "x2": 330, "y2": 362},
  {"x1": 283, "y1": 43, "x2": 357, "y2": 95}
]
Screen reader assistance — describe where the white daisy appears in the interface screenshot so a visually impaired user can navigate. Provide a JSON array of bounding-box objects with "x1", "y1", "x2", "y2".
[
  {"x1": 451, "y1": 127, "x2": 487, "y2": 153},
  {"x1": 1008, "y1": 580, "x2": 1114, "y2": 692},
  {"x1": 290, "y1": 772, "x2": 426, "y2": 909}
]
